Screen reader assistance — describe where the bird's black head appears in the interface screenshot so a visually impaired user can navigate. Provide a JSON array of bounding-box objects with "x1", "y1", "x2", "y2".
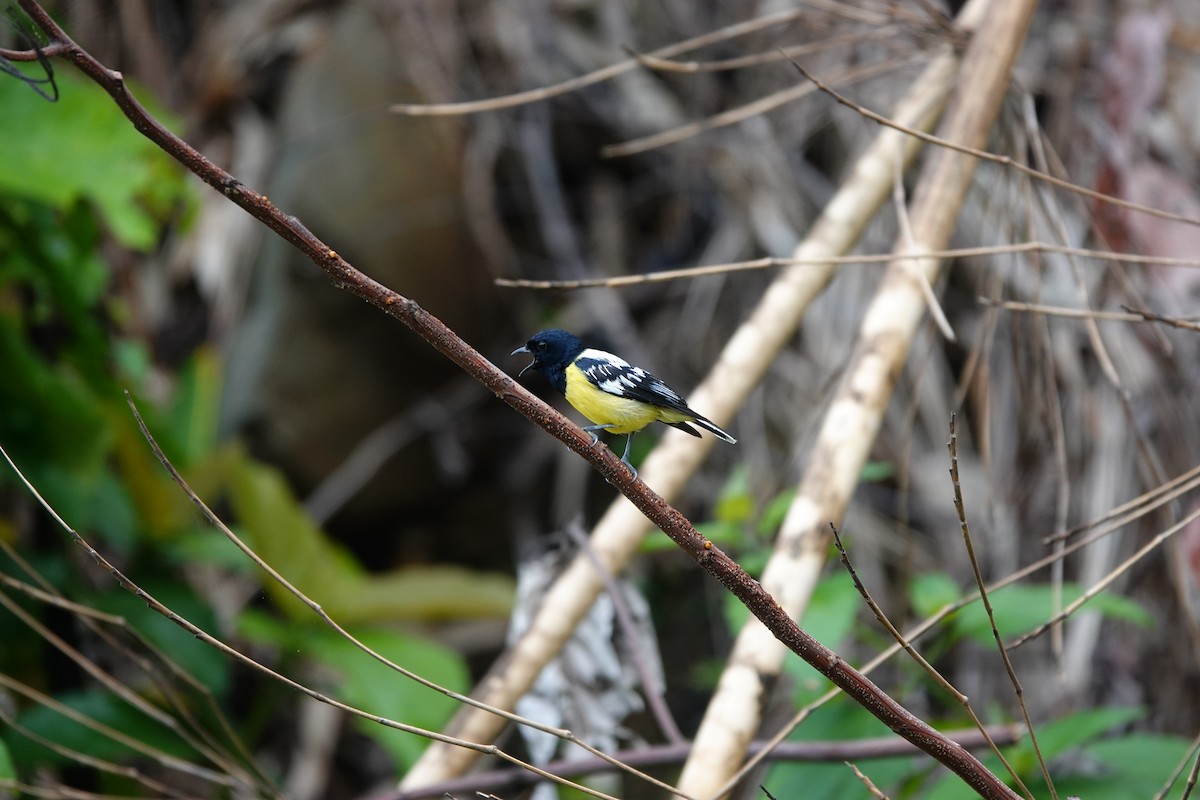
[{"x1": 511, "y1": 329, "x2": 585, "y2": 387}]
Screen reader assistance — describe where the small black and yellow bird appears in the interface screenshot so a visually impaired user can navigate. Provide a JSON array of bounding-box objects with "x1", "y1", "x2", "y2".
[{"x1": 512, "y1": 329, "x2": 736, "y2": 477}]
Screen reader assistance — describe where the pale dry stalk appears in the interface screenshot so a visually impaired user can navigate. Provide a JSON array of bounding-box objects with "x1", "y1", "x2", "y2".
[
  {"x1": 676, "y1": 0, "x2": 1038, "y2": 796},
  {"x1": 401, "y1": 8, "x2": 978, "y2": 790}
]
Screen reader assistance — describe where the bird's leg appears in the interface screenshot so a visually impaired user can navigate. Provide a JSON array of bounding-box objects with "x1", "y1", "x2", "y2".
[
  {"x1": 620, "y1": 433, "x2": 638, "y2": 480},
  {"x1": 580, "y1": 423, "x2": 616, "y2": 447}
]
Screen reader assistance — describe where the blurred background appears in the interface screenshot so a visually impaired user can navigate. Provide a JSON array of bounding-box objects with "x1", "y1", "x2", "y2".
[{"x1": 2, "y1": 0, "x2": 1200, "y2": 797}]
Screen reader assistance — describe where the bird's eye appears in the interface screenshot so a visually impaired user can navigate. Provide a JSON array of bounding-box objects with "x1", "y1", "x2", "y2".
[{"x1": 534, "y1": 342, "x2": 546, "y2": 351}]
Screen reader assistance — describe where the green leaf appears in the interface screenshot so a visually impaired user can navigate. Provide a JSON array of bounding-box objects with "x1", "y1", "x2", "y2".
[
  {"x1": 757, "y1": 489, "x2": 796, "y2": 536},
  {"x1": 954, "y1": 583, "x2": 1152, "y2": 645},
  {"x1": 0, "y1": 315, "x2": 111, "y2": 475},
  {"x1": 340, "y1": 566, "x2": 515, "y2": 621},
  {"x1": 112, "y1": 337, "x2": 152, "y2": 386},
  {"x1": 783, "y1": 576, "x2": 863, "y2": 703},
  {"x1": 227, "y1": 458, "x2": 364, "y2": 620},
  {"x1": 161, "y1": 524, "x2": 259, "y2": 573},
  {"x1": 713, "y1": 466, "x2": 753, "y2": 524},
  {"x1": 0, "y1": 68, "x2": 190, "y2": 250},
  {"x1": 84, "y1": 580, "x2": 230, "y2": 695},
  {"x1": 0, "y1": 736, "x2": 15, "y2": 779},
  {"x1": 319, "y1": 627, "x2": 469, "y2": 769},
  {"x1": 642, "y1": 519, "x2": 743, "y2": 554},
  {"x1": 723, "y1": 573, "x2": 861, "y2": 698},
  {"x1": 910, "y1": 572, "x2": 961, "y2": 619},
  {"x1": 859, "y1": 460, "x2": 894, "y2": 482},
  {"x1": 765, "y1": 697, "x2": 912, "y2": 799},
  {"x1": 1007, "y1": 706, "x2": 1144, "y2": 765},
  {"x1": 1013, "y1": 730, "x2": 1190, "y2": 800},
  {"x1": 87, "y1": 468, "x2": 141, "y2": 552},
  {"x1": 11, "y1": 687, "x2": 196, "y2": 768},
  {"x1": 236, "y1": 611, "x2": 469, "y2": 769},
  {"x1": 228, "y1": 457, "x2": 515, "y2": 623},
  {"x1": 166, "y1": 348, "x2": 223, "y2": 466},
  {"x1": 1079, "y1": 733, "x2": 1193, "y2": 792}
]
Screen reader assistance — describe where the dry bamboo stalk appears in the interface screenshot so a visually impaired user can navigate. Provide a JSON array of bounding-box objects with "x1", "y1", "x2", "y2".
[
  {"x1": 401, "y1": 15, "x2": 973, "y2": 794},
  {"x1": 675, "y1": 0, "x2": 1038, "y2": 796}
]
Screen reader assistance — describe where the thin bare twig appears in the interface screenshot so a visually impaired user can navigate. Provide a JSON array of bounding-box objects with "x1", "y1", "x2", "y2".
[
  {"x1": 980, "y1": 299, "x2": 1146, "y2": 322},
  {"x1": 948, "y1": 415, "x2": 1055, "y2": 800},
  {"x1": 1153, "y1": 731, "x2": 1200, "y2": 800},
  {"x1": 1183, "y1": 745, "x2": 1200, "y2": 800},
  {"x1": 627, "y1": 27, "x2": 903, "y2": 74},
  {"x1": 564, "y1": 522, "x2": 686, "y2": 745},
  {"x1": 845, "y1": 761, "x2": 891, "y2": 799},
  {"x1": 389, "y1": 9, "x2": 808, "y2": 115},
  {"x1": 788, "y1": 59, "x2": 1200, "y2": 229},
  {"x1": 1043, "y1": 462, "x2": 1200, "y2": 545},
  {"x1": 602, "y1": 53, "x2": 925, "y2": 158},
  {"x1": 0, "y1": 587, "x2": 262, "y2": 789},
  {"x1": 494, "y1": 241, "x2": 1200, "y2": 290},
  {"x1": 891, "y1": 142, "x2": 956, "y2": 340},
  {"x1": 1121, "y1": 305, "x2": 1200, "y2": 333},
  {"x1": 375, "y1": 726, "x2": 1021, "y2": 800}
]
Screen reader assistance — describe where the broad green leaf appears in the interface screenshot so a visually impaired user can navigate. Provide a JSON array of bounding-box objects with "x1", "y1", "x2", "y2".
[
  {"x1": 713, "y1": 466, "x2": 753, "y2": 524},
  {"x1": 783, "y1": 575, "x2": 864, "y2": 703},
  {"x1": 108, "y1": 413, "x2": 197, "y2": 538},
  {"x1": 766, "y1": 697, "x2": 913, "y2": 799},
  {"x1": 317, "y1": 627, "x2": 468, "y2": 769},
  {"x1": 87, "y1": 468, "x2": 140, "y2": 552},
  {"x1": 1082, "y1": 733, "x2": 1192, "y2": 787},
  {"x1": 162, "y1": 524, "x2": 260, "y2": 573},
  {"x1": 0, "y1": 737, "x2": 14, "y2": 779},
  {"x1": 860, "y1": 460, "x2": 895, "y2": 482},
  {"x1": 1004, "y1": 706, "x2": 1144, "y2": 766},
  {"x1": 12, "y1": 687, "x2": 196, "y2": 768},
  {"x1": 339, "y1": 566, "x2": 514, "y2": 621},
  {"x1": 0, "y1": 316, "x2": 110, "y2": 474},
  {"x1": 1015, "y1": 731, "x2": 1190, "y2": 800},
  {"x1": 163, "y1": 347, "x2": 223, "y2": 465},
  {"x1": 723, "y1": 573, "x2": 862, "y2": 699},
  {"x1": 910, "y1": 571, "x2": 961, "y2": 619},
  {"x1": 0, "y1": 68, "x2": 190, "y2": 250},
  {"x1": 228, "y1": 458, "x2": 514, "y2": 623},
  {"x1": 84, "y1": 580, "x2": 230, "y2": 695},
  {"x1": 954, "y1": 583, "x2": 1151, "y2": 645},
  {"x1": 236, "y1": 611, "x2": 469, "y2": 769},
  {"x1": 228, "y1": 457, "x2": 364, "y2": 620},
  {"x1": 757, "y1": 489, "x2": 796, "y2": 536}
]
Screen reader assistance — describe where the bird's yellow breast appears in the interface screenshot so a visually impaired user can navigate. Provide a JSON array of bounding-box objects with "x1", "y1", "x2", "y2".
[{"x1": 564, "y1": 363, "x2": 662, "y2": 434}]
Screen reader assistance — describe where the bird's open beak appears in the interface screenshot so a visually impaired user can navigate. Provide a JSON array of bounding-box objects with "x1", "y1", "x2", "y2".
[{"x1": 511, "y1": 345, "x2": 535, "y2": 377}]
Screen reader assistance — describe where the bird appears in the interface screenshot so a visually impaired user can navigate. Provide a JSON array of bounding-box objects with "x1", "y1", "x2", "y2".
[{"x1": 512, "y1": 329, "x2": 736, "y2": 478}]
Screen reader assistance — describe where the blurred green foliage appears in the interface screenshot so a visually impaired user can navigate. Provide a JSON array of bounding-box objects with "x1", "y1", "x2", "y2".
[
  {"x1": 690, "y1": 468, "x2": 1188, "y2": 800},
  {"x1": 0, "y1": 59, "x2": 504, "y2": 787}
]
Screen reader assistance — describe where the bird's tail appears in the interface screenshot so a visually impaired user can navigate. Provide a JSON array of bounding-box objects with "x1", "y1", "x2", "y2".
[{"x1": 691, "y1": 415, "x2": 736, "y2": 444}]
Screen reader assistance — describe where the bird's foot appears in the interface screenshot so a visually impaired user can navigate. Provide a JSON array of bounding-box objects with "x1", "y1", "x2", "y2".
[
  {"x1": 620, "y1": 457, "x2": 639, "y2": 481},
  {"x1": 581, "y1": 423, "x2": 615, "y2": 448}
]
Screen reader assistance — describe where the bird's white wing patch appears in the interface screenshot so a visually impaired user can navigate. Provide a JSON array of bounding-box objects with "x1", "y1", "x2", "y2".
[{"x1": 576, "y1": 349, "x2": 687, "y2": 408}]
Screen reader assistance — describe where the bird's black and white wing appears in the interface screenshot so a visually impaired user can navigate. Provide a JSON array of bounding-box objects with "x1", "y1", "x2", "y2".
[{"x1": 574, "y1": 349, "x2": 691, "y2": 413}]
